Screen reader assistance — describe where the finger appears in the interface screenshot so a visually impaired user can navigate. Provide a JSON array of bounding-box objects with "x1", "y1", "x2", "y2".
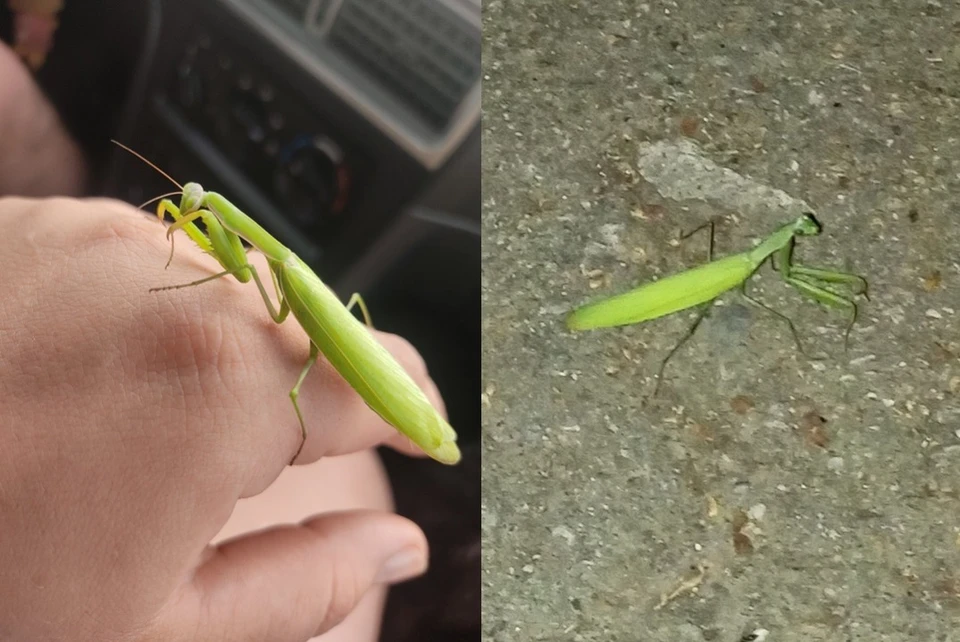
[
  {"x1": 183, "y1": 511, "x2": 428, "y2": 642},
  {"x1": 383, "y1": 432, "x2": 431, "y2": 458}
]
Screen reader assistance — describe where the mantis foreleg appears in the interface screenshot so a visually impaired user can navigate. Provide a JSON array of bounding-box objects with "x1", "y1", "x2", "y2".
[{"x1": 784, "y1": 274, "x2": 858, "y2": 350}]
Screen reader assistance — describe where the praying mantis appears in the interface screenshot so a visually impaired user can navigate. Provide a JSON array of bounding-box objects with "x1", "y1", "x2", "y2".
[
  {"x1": 113, "y1": 141, "x2": 460, "y2": 466},
  {"x1": 567, "y1": 213, "x2": 868, "y2": 394}
]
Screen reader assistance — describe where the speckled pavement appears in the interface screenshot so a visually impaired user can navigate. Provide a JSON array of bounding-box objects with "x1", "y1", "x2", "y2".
[{"x1": 482, "y1": 1, "x2": 960, "y2": 640}]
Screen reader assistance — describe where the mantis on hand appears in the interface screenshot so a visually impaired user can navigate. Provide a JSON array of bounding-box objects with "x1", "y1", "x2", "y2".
[
  {"x1": 567, "y1": 214, "x2": 868, "y2": 395},
  {"x1": 113, "y1": 141, "x2": 460, "y2": 466}
]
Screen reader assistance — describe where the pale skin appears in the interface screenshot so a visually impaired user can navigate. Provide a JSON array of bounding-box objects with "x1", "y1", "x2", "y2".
[{"x1": 0, "y1": 41, "x2": 442, "y2": 641}]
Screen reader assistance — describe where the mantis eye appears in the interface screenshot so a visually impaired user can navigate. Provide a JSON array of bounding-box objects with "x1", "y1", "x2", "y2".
[{"x1": 798, "y1": 212, "x2": 822, "y2": 234}]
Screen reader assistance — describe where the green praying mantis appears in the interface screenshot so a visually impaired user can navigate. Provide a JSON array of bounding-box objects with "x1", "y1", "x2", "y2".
[
  {"x1": 567, "y1": 213, "x2": 868, "y2": 394},
  {"x1": 113, "y1": 141, "x2": 460, "y2": 466}
]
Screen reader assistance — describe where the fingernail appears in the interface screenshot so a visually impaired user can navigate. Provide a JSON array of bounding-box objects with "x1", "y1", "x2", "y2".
[{"x1": 375, "y1": 547, "x2": 427, "y2": 584}]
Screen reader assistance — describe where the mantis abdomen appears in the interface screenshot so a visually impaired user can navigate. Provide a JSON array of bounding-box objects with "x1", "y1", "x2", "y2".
[{"x1": 567, "y1": 252, "x2": 756, "y2": 330}]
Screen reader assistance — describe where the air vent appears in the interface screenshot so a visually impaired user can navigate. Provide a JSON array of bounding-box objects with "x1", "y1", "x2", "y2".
[{"x1": 327, "y1": 0, "x2": 480, "y2": 132}]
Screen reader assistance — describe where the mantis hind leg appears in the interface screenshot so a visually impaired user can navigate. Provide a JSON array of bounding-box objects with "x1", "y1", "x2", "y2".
[
  {"x1": 345, "y1": 293, "x2": 374, "y2": 328},
  {"x1": 652, "y1": 303, "x2": 713, "y2": 398},
  {"x1": 678, "y1": 218, "x2": 717, "y2": 262},
  {"x1": 651, "y1": 222, "x2": 718, "y2": 397},
  {"x1": 288, "y1": 342, "x2": 320, "y2": 465}
]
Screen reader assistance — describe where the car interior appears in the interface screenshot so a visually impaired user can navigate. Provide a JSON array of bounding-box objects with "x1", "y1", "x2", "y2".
[{"x1": 0, "y1": 0, "x2": 480, "y2": 639}]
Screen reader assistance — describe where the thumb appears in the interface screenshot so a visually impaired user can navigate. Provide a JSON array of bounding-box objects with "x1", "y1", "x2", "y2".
[{"x1": 182, "y1": 510, "x2": 428, "y2": 642}]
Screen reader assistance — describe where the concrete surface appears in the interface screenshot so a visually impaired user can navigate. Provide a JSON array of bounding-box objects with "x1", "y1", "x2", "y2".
[{"x1": 482, "y1": 1, "x2": 960, "y2": 640}]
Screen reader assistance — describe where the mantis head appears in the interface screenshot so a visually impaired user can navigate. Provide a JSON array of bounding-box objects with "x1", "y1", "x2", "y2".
[
  {"x1": 793, "y1": 213, "x2": 822, "y2": 236},
  {"x1": 179, "y1": 182, "x2": 206, "y2": 214}
]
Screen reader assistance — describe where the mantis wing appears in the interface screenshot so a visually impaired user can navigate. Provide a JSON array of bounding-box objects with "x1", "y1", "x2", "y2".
[{"x1": 567, "y1": 252, "x2": 756, "y2": 330}]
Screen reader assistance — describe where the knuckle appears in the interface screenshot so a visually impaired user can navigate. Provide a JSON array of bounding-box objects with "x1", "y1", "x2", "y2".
[
  {"x1": 317, "y1": 564, "x2": 365, "y2": 632},
  {"x1": 147, "y1": 296, "x2": 244, "y2": 384}
]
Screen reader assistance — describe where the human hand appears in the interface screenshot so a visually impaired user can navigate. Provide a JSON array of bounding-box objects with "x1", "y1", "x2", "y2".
[{"x1": 0, "y1": 195, "x2": 442, "y2": 641}]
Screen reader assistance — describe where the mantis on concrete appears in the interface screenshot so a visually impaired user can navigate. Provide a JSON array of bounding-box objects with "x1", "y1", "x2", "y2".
[
  {"x1": 567, "y1": 214, "x2": 868, "y2": 395},
  {"x1": 114, "y1": 141, "x2": 460, "y2": 465}
]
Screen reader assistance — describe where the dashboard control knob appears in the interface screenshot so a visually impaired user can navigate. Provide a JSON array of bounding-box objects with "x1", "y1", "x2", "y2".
[
  {"x1": 177, "y1": 62, "x2": 204, "y2": 109},
  {"x1": 231, "y1": 89, "x2": 268, "y2": 143},
  {"x1": 274, "y1": 136, "x2": 348, "y2": 228}
]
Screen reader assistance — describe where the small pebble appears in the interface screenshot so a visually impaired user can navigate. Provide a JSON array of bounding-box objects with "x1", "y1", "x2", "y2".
[{"x1": 552, "y1": 525, "x2": 576, "y2": 545}]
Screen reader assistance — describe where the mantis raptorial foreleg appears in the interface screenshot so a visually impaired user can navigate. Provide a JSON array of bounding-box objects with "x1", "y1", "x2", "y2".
[
  {"x1": 741, "y1": 242, "x2": 864, "y2": 354},
  {"x1": 164, "y1": 207, "x2": 208, "y2": 239},
  {"x1": 774, "y1": 240, "x2": 864, "y2": 349},
  {"x1": 782, "y1": 274, "x2": 858, "y2": 348},
  {"x1": 156, "y1": 199, "x2": 215, "y2": 262},
  {"x1": 789, "y1": 265, "x2": 869, "y2": 298}
]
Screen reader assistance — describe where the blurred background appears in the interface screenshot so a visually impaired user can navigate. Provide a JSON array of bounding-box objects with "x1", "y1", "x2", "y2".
[{"x1": 0, "y1": 1, "x2": 479, "y2": 639}]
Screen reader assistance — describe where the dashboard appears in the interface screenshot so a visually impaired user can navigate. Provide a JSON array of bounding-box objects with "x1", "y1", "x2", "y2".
[{"x1": 106, "y1": 0, "x2": 479, "y2": 272}]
